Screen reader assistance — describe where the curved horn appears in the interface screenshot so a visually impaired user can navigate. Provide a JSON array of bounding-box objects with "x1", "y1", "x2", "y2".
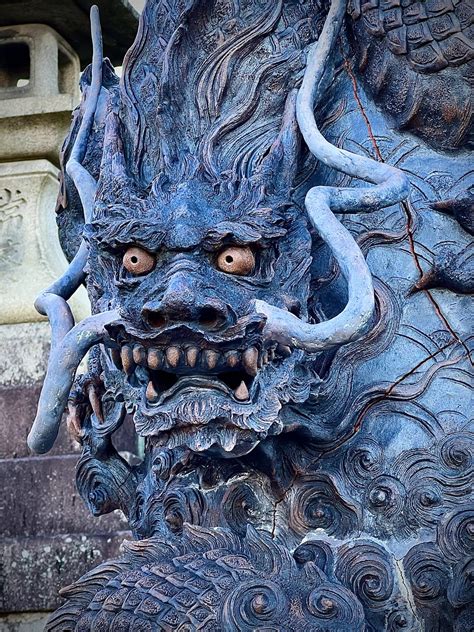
[
  {"x1": 255, "y1": 196, "x2": 374, "y2": 351},
  {"x1": 34, "y1": 241, "x2": 88, "y2": 350},
  {"x1": 66, "y1": 4, "x2": 103, "y2": 222},
  {"x1": 256, "y1": 0, "x2": 409, "y2": 353},
  {"x1": 35, "y1": 6, "x2": 104, "y2": 348},
  {"x1": 28, "y1": 310, "x2": 119, "y2": 454},
  {"x1": 35, "y1": 7, "x2": 104, "y2": 350}
]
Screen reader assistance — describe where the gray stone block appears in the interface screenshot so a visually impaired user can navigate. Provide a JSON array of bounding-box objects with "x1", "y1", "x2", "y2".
[
  {"x1": 0, "y1": 455, "x2": 128, "y2": 538},
  {"x1": 0, "y1": 533, "x2": 128, "y2": 612},
  {"x1": 0, "y1": 1, "x2": 139, "y2": 67}
]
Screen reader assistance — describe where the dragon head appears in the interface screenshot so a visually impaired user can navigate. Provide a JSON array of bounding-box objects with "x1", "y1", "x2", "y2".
[
  {"x1": 29, "y1": 0, "x2": 385, "y2": 457},
  {"x1": 85, "y1": 94, "x2": 312, "y2": 456}
]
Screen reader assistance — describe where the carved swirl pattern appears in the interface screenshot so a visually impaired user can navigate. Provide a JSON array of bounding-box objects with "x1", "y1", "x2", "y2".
[
  {"x1": 437, "y1": 505, "x2": 474, "y2": 563},
  {"x1": 334, "y1": 541, "x2": 395, "y2": 611},
  {"x1": 333, "y1": 431, "x2": 474, "y2": 538},
  {"x1": 293, "y1": 539, "x2": 334, "y2": 574},
  {"x1": 221, "y1": 580, "x2": 289, "y2": 631},
  {"x1": 439, "y1": 433, "x2": 473, "y2": 476},
  {"x1": 286, "y1": 474, "x2": 361, "y2": 538},
  {"x1": 404, "y1": 542, "x2": 451, "y2": 604},
  {"x1": 222, "y1": 482, "x2": 266, "y2": 536},
  {"x1": 386, "y1": 607, "x2": 417, "y2": 632},
  {"x1": 448, "y1": 558, "x2": 474, "y2": 609},
  {"x1": 342, "y1": 438, "x2": 384, "y2": 489},
  {"x1": 365, "y1": 475, "x2": 406, "y2": 522},
  {"x1": 305, "y1": 583, "x2": 365, "y2": 630},
  {"x1": 163, "y1": 488, "x2": 206, "y2": 534}
]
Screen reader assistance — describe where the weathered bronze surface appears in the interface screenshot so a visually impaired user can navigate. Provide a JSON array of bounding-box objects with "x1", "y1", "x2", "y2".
[{"x1": 30, "y1": 0, "x2": 472, "y2": 629}]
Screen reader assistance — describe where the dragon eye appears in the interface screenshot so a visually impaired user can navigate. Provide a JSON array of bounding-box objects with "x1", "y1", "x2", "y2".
[
  {"x1": 123, "y1": 246, "x2": 155, "y2": 275},
  {"x1": 216, "y1": 246, "x2": 255, "y2": 276}
]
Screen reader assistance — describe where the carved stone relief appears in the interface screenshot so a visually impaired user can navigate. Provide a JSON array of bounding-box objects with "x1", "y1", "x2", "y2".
[{"x1": 0, "y1": 188, "x2": 25, "y2": 274}]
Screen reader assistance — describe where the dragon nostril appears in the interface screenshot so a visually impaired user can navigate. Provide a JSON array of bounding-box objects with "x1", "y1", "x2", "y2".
[
  {"x1": 145, "y1": 311, "x2": 168, "y2": 329},
  {"x1": 199, "y1": 307, "x2": 222, "y2": 329}
]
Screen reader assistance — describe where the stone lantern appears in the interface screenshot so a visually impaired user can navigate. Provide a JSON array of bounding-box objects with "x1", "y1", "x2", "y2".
[{"x1": 0, "y1": 24, "x2": 82, "y2": 325}]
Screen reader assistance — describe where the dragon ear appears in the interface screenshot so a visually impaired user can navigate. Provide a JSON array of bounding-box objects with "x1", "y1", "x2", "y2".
[{"x1": 255, "y1": 89, "x2": 300, "y2": 196}]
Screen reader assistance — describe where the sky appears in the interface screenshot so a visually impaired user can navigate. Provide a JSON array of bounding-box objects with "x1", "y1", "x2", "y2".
[{"x1": 130, "y1": 0, "x2": 145, "y2": 11}]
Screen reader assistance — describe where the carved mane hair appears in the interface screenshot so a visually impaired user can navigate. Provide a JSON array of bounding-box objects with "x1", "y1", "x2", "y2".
[{"x1": 119, "y1": 0, "x2": 322, "y2": 191}]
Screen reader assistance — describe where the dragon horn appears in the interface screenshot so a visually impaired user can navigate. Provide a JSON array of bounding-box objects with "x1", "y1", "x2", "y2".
[
  {"x1": 36, "y1": 7, "x2": 104, "y2": 357},
  {"x1": 31, "y1": 8, "x2": 108, "y2": 454},
  {"x1": 256, "y1": 0, "x2": 409, "y2": 353},
  {"x1": 66, "y1": 5, "x2": 103, "y2": 223}
]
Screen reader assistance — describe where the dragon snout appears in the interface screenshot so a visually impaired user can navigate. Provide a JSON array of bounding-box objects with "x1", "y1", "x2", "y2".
[{"x1": 141, "y1": 273, "x2": 233, "y2": 331}]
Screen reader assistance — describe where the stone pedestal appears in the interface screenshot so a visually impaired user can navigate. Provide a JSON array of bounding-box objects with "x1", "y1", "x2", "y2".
[
  {"x1": 0, "y1": 319, "x2": 136, "y2": 619},
  {"x1": 0, "y1": 1, "x2": 139, "y2": 67},
  {"x1": 0, "y1": 158, "x2": 129, "y2": 621}
]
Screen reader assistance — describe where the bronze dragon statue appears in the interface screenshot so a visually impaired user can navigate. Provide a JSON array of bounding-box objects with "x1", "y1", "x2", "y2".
[{"x1": 29, "y1": 0, "x2": 473, "y2": 629}]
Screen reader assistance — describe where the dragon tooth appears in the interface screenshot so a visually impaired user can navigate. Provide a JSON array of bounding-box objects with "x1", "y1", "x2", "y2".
[
  {"x1": 121, "y1": 345, "x2": 135, "y2": 374},
  {"x1": 243, "y1": 347, "x2": 258, "y2": 376},
  {"x1": 87, "y1": 384, "x2": 104, "y2": 422},
  {"x1": 133, "y1": 344, "x2": 147, "y2": 366},
  {"x1": 204, "y1": 350, "x2": 219, "y2": 370},
  {"x1": 226, "y1": 351, "x2": 240, "y2": 368},
  {"x1": 186, "y1": 347, "x2": 199, "y2": 368},
  {"x1": 166, "y1": 346, "x2": 181, "y2": 368},
  {"x1": 146, "y1": 380, "x2": 159, "y2": 402},
  {"x1": 148, "y1": 348, "x2": 163, "y2": 370},
  {"x1": 221, "y1": 429, "x2": 238, "y2": 452},
  {"x1": 234, "y1": 380, "x2": 249, "y2": 401}
]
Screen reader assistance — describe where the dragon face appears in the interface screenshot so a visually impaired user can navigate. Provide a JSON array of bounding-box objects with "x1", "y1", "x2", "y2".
[
  {"x1": 88, "y1": 176, "x2": 312, "y2": 457},
  {"x1": 28, "y1": 4, "x2": 377, "y2": 459}
]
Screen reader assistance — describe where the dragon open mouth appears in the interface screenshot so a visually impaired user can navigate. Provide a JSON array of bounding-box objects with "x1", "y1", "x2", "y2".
[
  {"x1": 94, "y1": 313, "x2": 298, "y2": 457},
  {"x1": 101, "y1": 331, "x2": 294, "y2": 456},
  {"x1": 112, "y1": 341, "x2": 278, "y2": 405}
]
